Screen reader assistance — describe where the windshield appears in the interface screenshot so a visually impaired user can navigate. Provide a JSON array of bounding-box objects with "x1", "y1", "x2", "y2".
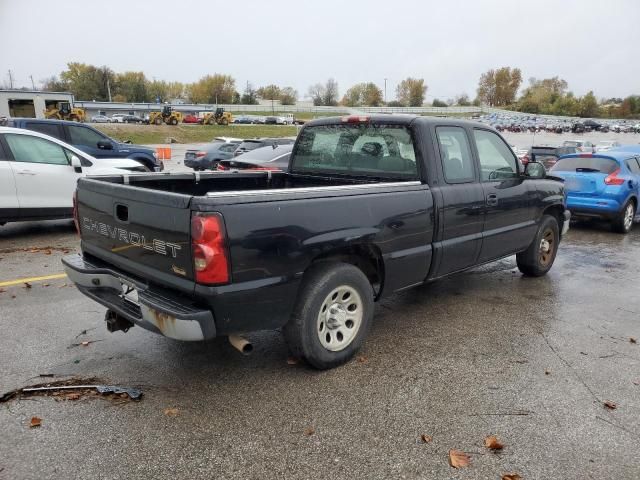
[
  {"x1": 550, "y1": 157, "x2": 618, "y2": 174},
  {"x1": 292, "y1": 124, "x2": 418, "y2": 179},
  {"x1": 238, "y1": 141, "x2": 263, "y2": 151}
]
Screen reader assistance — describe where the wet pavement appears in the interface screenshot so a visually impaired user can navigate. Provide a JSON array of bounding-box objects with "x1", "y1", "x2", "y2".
[{"x1": 1, "y1": 217, "x2": 639, "y2": 479}]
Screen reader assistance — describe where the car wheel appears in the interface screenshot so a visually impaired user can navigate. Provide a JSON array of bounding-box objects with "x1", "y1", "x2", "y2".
[
  {"x1": 612, "y1": 201, "x2": 636, "y2": 234},
  {"x1": 516, "y1": 214, "x2": 559, "y2": 277},
  {"x1": 284, "y1": 262, "x2": 374, "y2": 370},
  {"x1": 155, "y1": 118, "x2": 162, "y2": 125}
]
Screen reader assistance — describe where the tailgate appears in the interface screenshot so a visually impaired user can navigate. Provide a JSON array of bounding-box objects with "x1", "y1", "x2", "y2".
[
  {"x1": 76, "y1": 178, "x2": 194, "y2": 287},
  {"x1": 558, "y1": 172, "x2": 606, "y2": 195}
]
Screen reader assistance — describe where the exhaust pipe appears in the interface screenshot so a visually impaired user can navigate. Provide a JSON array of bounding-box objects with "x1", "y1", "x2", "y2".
[{"x1": 228, "y1": 335, "x2": 253, "y2": 355}]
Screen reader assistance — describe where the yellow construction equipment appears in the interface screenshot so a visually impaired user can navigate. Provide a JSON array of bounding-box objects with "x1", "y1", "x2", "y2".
[
  {"x1": 44, "y1": 101, "x2": 85, "y2": 122},
  {"x1": 148, "y1": 105, "x2": 184, "y2": 126},
  {"x1": 202, "y1": 107, "x2": 233, "y2": 126}
]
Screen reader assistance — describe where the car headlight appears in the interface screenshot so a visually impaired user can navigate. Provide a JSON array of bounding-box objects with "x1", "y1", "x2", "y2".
[{"x1": 152, "y1": 152, "x2": 158, "y2": 159}]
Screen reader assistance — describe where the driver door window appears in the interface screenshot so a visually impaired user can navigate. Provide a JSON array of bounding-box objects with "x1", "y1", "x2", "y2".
[
  {"x1": 68, "y1": 125, "x2": 106, "y2": 147},
  {"x1": 4, "y1": 133, "x2": 70, "y2": 165},
  {"x1": 473, "y1": 129, "x2": 518, "y2": 181}
]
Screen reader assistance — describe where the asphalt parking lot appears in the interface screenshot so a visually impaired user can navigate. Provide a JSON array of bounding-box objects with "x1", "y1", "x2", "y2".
[{"x1": 1, "y1": 215, "x2": 639, "y2": 479}]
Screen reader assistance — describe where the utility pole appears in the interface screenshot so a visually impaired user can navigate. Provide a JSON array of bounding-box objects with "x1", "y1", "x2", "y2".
[
  {"x1": 29, "y1": 75, "x2": 35, "y2": 90},
  {"x1": 107, "y1": 79, "x2": 112, "y2": 102},
  {"x1": 384, "y1": 78, "x2": 387, "y2": 104},
  {"x1": 8, "y1": 70, "x2": 14, "y2": 89}
]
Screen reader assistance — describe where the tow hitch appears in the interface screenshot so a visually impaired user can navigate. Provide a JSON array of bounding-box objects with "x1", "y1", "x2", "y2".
[{"x1": 105, "y1": 310, "x2": 134, "y2": 333}]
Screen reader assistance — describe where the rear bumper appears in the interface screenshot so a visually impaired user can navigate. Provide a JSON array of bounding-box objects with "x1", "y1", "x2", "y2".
[
  {"x1": 562, "y1": 210, "x2": 571, "y2": 236},
  {"x1": 62, "y1": 254, "x2": 215, "y2": 341},
  {"x1": 566, "y1": 196, "x2": 623, "y2": 220}
]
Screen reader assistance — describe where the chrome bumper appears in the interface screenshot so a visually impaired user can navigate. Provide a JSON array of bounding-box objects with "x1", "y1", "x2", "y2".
[{"x1": 562, "y1": 210, "x2": 571, "y2": 236}]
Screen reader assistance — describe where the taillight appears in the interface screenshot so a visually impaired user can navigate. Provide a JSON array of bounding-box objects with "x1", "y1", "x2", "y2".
[
  {"x1": 248, "y1": 166, "x2": 281, "y2": 171},
  {"x1": 191, "y1": 213, "x2": 229, "y2": 285},
  {"x1": 522, "y1": 155, "x2": 529, "y2": 165},
  {"x1": 579, "y1": 153, "x2": 592, "y2": 158},
  {"x1": 72, "y1": 190, "x2": 80, "y2": 236},
  {"x1": 604, "y1": 168, "x2": 625, "y2": 186},
  {"x1": 341, "y1": 115, "x2": 370, "y2": 123},
  {"x1": 216, "y1": 164, "x2": 229, "y2": 171},
  {"x1": 195, "y1": 151, "x2": 207, "y2": 158}
]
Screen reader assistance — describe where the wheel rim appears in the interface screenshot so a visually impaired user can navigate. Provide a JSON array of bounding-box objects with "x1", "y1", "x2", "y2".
[
  {"x1": 623, "y1": 204, "x2": 634, "y2": 230},
  {"x1": 317, "y1": 285, "x2": 363, "y2": 352},
  {"x1": 539, "y1": 228, "x2": 555, "y2": 266}
]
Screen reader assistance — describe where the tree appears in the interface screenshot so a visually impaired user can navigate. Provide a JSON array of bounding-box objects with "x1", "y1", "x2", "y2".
[
  {"x1": 431, "y1": 98, "x2": 447, "y2": 107},
  {"x1": 241, "y1": 82, "x2": 258, "y2": 105},
  {"x1": 341, "y1": 83, "x2": 383, "y2": 107},
  {"x1": 308, "y1": 83, "x2": 325, "y2": 106},
  {"x1": 41, "y1": 75, "x2": 68, "y2": 92},
  {"x1": 114, "y1": 71, "x2": 147, "y2": 102},
  {"x1": 257, "y1": 84, "x2": 281, "y2": 101},
  {"x1": 455, "y1": 94, "x2": 471, "y2": 106},
  {"x1": 578, "y1": 91, "x2": 599, "y2": 118},
  {"x1": 476, "y1": 67, "x2": 522, "y2": 106},
  {"x1": 323, "y1": 78, "x2": 339, "y2": 106},
  {"x1": 396, "y1": 78, "x2": 427, "y2": 106},
  {"x1": 280, "y1": 87, "x2": 298, "y2": 105},
  {"x1": 59, "y1": 62, "x2": 115, "y2": 100},
  {"x1": 188, "y1": 74, "x2": 236, "y2": 104}
]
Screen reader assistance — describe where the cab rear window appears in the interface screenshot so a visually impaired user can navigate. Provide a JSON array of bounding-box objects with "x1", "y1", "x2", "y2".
[
  {"x1": 292, "y1": 124, "x2": 418, "y2": 179},
  {"x1": 550, "y1": 157, "x2": 618, "y2": 174}
]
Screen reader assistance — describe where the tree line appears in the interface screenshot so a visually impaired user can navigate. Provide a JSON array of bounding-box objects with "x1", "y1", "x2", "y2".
[{"x1": 39, "y1": 62, "x2": 639, "y2": 118}]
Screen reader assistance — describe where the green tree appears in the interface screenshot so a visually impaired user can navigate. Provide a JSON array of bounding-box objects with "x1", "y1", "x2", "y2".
[
  {"x1": 396, "y1": 78, "x2": 427, "y2": 106},
  {"x1": 257, "y1": 84, "x2": 282, "y2": 101},
  {"x1": 455, "y1": 94, "x2": 471, "y2": 106},
  {"x1": 241, "y1": 82, "x2": 258, "y2": 105},
  {"x1": 188, "y1": 74, "x2": 236, "y2": 104},
  {"x1": 341, "y1": 83, "x2": 383, "y2": 107},
  {"x1": 280, "y1": 87, "x2": 298, "y2": 105},
  {"x1": 477, "y1": 67, "x2": 522, "y2": 106},
  {"x1": 578, "y1": 91, "x2": 599, "y2": 118},
  {"x1": 431, "y1": 98, "x2": 447, "y2": 107},
  {"x1": 59, "y1": 62, "x2": 115, "y2": 100},
  {"x1": 114, "y1": 71, "x2": 147, "y2": 102}
]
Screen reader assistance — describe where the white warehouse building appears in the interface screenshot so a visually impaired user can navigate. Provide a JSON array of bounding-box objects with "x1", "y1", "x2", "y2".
[{"x1": 0, "y1": 90, "x2": 75, "y2": 119}]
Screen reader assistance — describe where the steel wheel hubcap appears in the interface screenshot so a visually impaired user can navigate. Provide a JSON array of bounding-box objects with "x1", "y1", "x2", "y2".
[
  {"x1": 624, "y1": 205, "x2": 634, "y2": 230},
  {"x1": 317, "y1": 285, "x2": 363, "y2": 352},
  {"x1": 539, "y1": 229, "x2": 555, "y2": 266}
]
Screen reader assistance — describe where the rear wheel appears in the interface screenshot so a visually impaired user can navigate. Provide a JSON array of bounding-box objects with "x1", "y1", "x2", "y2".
[
  {"x1": 284, "y1": 262, "x2": 374, "y2": 370},
  {"x1": 220, "y1": 118, "x2": 228, "y2": 126},
  {"x1": 154, "y1": 118, "x2": 162, "y2": 125},
  {"x1": 612, "y1": 201, "x2": 636, "y2": 234},
  {"x1": 170, "y1": 118, "x2": 178, "y2": 125},
  {"x1": 516, "y1": 214, "x2": 559, "y2": 277}
]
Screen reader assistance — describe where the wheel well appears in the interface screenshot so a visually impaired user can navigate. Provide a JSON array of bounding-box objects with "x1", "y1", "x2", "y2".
[
  {"x1": 543, "y1": 205, "x2": 565, "y2": 234},
  {"x1": 310, "y1": 245, "x2": 384, "y2": 298}
]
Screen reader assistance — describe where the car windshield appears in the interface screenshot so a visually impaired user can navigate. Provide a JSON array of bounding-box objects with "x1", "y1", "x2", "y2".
[
  {"x1": 237, "y1": 145, "x2": 293, "y2": 161},
  {"x1": 238, "y1": 140, "x2": 264, "y2": 151},
  {"x1": 292, "y1": 124, "x2": 418, "y2": 179},
  {"x1": 550, "y1": 157, "x2": 618, "y2": 174}
]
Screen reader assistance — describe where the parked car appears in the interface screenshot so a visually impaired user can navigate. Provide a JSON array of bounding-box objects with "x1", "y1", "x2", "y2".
[
  {"x1": 6, "y1": 118, "x2": 163, "y2": 171},
  {"x1": 550, "y1": 152, "x2": 640, "y2": 233},
  {"x1": 0, "y1": 127, "x2": 145, "y2": 225},
  {"x1": 183, "y1": 114, "x2": 200, "y2": 124},
  {"x1": 563, "y1": 139, "x2": 595, "y2": 153},
  {"x1": 123, "y1": 115, "x2": 144, "y2": 124},
  {"x1": 183, "y1": 141, "x2": 240, "y2": 170},
  {"x1": 63, "y1": 115, "x2": 569, "y2": 370},
  {"x1": 595, "y1": 141, "x2": 622, "y2": 152},
  {"x1": 233, "y1": 138, "x2": 295, "y2": 156},
  {"x1": 211, "y1": 137, "x2": 243, "y2": 144},
  {"x1": 217, "y1": 144, "x2": 293, "y2": 171},
  {"x1": 523, "y1": 145, "x2": 579, "y2": 170},
  {"x1": 91, "y1": 115, "x2": 111, "y2": 123},
  {"x1": 111, "y1": 114, "x2": 127, "y2": 123},
  {"x1": 233, "y1": 116, "x2": 254, "y2": 124}
]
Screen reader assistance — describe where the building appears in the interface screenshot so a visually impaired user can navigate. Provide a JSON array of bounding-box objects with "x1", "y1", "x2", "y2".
[{"x1": 0, "y1": 90, "x2": 76, "y2": 119}]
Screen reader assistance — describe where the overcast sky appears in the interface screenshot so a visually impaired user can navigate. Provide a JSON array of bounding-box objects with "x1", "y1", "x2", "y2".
[{"x1": 1, "y1": 0, "x2": 638, "y2": 101}]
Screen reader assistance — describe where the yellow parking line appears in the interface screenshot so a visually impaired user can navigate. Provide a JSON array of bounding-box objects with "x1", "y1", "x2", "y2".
[{"x1": 0, "y1": 273, "x2": 67, "y2": 288}]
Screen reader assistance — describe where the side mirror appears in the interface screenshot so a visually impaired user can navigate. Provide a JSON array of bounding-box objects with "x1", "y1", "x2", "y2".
[
  {"x1": 97, "y1": 140, "x2": 113, "y2": 150},
  {"x1": 525, "y1": 162, "x2": 545, "y2": 179},
  {"x1": 70, "y1": 155, "x2": 82, "y2": 173},
  {"x1": 123, "y1": 140, "x2": 132, "y2": 144}
]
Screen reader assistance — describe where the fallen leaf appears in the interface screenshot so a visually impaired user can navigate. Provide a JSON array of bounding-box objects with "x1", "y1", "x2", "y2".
[
  {"x1": 29, "y1": 416, "x2": 42, "y2": 428},
  {"x1": 448, "y1": 449, "x2": 470, "y2": 468},
  {"x1": 484, "y1": 435, "x2": 504, "y2": 450},
  {"x1": 630, "y1": 337, "x2": 637, "y2": 344},
  {"x1": 357, "y1": 355, "x2": 368, "y2": 363},
  {"x1": 420, "y1": 434, "x2": 432, "y2": 443},
  {"x1": 42, "y1": 283, "x2": 50, "y2": 287},
  {"x1": 23, "y1": 282, "x2": 32, "y2": 289},
  {"x1": 65, "y1": 393, "x2": 81, "y2": 401},
  {"x1": 633, "y1": 380, "x2": 639, "y2": 386},
  {"x1": 164, "y1": 407, "x2": 179, "y2": 417},
  {"x1": 286, "y1": 357, "x2": 299, "y2": 365},
  {"x1": 11, "y1": 295, "x2": 16, "y2": 299},
  {"x1": 603, "y1": 401, "x2": 617, "y2": 410},
  {"x1": 44, "y1": 249, "x2": 52, "y2": 255},
  {"x1": 303, "y1": 426, "x2": 315, "y2": 436},
  {"x1": 58, "y1": 283, "x2": 68, "y2": 288},
  {"x1": 81, "y1": 341, "x2": 90, "y2": 346},
  {"x1": 544, "y1": 370, "x2": 551, "y2": 375},
  {"x1": 502, "y1": 474, "x2": 522, "y2": 480},
  {"x1": 0, "y1": 288, "x2": 5, "y2": 293}
]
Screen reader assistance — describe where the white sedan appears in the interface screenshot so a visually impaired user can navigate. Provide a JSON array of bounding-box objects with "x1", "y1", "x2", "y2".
[{"x1": 0, "y1": 127, "x2": 145, "y2": 225}]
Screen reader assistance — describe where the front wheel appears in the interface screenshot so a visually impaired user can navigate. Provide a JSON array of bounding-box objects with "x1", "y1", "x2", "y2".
[
  {"x1": 284, "y1": 262, "x2": 374, "y2": 370},
  {"x1": 612, "y1": 201, "x2": 636, "y2": 234},
  {"x1": 516, "y1": 214, "x2": 559, "y2": 277}
]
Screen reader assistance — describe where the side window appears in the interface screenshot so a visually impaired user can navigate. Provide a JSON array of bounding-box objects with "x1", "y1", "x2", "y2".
[
  {"x1": 473, "y1": 129, "x2": 518, "y2": 181},
  {"x1": 436, "y1": 126, "x2": 475, "y2": 183},
  {"x1": 25, "y1": 122, "x2": 63, "y2": 140},
  {"x1": 68, "y1": 125, "x2": 105, "y2": 147},
  {"x1": 219, "y1": 144, "x2": 237, "y2": 153},
  {"x1": 626, "y1": 158, "x2": 640, "y2": 174},
  {"x1": 4, "y1": 133, "x2": 70, "y2": 165}
]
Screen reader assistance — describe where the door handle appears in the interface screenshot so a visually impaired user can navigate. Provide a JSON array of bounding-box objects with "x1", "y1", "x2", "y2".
[
  {"x1": 486, "y1": 194, "x2": 498, "y2": 206},
  {"x1": 17, "y1": 170, "x2": 36, "y2": 175}
]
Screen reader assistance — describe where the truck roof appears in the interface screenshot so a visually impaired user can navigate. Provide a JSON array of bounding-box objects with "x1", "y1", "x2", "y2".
[{"x1": 304, "y1": 114, "x2": 488, "y2": 129}]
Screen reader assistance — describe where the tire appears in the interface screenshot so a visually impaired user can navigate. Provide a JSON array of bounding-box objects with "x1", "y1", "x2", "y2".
[
  {"x1": 154, "y1": 118, "x2": 162, "y2": 125},
  {"x1": 516, "y1": 214, "x2": 559, "y2": 277},
  {"x1": 220, "y1": 118, "x2": 228, "y2": 126},
  {"x1": 284, "y1": 262, "x2": 374, "y2": 370},
  {"x1": 612, "y1": 201, "x2": 636, "y2": 234},
  {"x1": 171, "y1": 118, "x2": 178, "y2": 126}
]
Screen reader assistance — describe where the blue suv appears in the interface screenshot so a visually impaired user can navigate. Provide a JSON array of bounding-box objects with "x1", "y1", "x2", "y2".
[
  {"x1": 6, "y1": 118, "x2": 162, "y2": 171},
  {"x1": 549, "y1": 151, "x2": 640, "y2": 233}
]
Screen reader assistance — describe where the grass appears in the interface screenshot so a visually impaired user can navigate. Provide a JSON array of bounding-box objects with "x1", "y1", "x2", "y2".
[
  {"x1": 94, "y1": 124, "x2": 299, "y2": 144},
  {"x1": 229, "y1": 111, "x2": 348, "y2": 120}
]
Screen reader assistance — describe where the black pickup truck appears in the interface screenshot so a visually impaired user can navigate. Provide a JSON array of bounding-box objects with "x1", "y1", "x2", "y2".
[{"x1": 63, "y1": 115, "x2": 569, "y2": 369}]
